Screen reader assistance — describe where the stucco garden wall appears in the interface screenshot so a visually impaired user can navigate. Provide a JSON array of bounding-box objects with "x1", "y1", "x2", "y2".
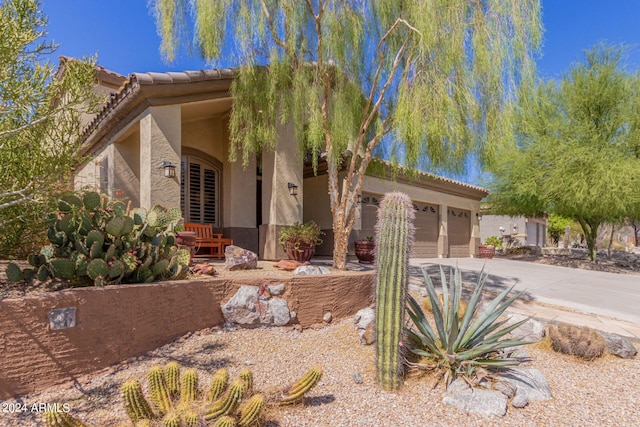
[{"x1": 0, "y1": 272, "x2": 373, "y2": 399}]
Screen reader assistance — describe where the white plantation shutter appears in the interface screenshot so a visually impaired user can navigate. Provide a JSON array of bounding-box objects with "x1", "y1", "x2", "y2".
[{"x1": 180, "y1": 156, "x2": 220, "y2": 226}]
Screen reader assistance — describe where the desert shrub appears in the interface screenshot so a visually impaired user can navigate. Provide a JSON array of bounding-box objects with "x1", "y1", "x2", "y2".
[
  {"x1": 484, "y1": 235, "x2": 503, "y2": 249},
  {"x1": 405, "y1": 264, "x2": 532, "y2": 386},
  {"x1": 547, "y1": 324, "x2": 606, "y2": 361}
]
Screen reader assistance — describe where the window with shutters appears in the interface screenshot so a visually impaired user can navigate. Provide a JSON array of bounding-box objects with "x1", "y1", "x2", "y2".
[{"x1": 180, "y1": 156, "x2": 220, "y2": 226}]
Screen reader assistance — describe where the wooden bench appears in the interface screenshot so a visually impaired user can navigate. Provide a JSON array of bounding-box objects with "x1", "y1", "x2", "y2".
[{"x1": 184, "y1": 223, "x2": 233, "y2": 259}]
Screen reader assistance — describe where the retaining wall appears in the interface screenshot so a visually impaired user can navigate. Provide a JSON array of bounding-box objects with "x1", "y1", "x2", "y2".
[{"x1": 0, "y1": 272, "x2": 373, "y2": 399}]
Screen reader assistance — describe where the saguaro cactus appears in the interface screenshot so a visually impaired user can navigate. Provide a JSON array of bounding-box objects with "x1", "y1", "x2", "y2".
[{"x1": 374, "y1": 192, "x2": 415, "y2": 390}]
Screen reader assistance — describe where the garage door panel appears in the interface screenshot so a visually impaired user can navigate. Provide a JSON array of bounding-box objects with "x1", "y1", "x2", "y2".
[{"x1": 448, "y1": 208, "x2": 470, "y2": 257}]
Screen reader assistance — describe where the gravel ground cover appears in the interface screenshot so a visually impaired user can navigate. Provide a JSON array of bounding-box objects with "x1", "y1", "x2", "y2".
[{"x1": 1, "y1": 318, "x2": 638, "y2": 427}]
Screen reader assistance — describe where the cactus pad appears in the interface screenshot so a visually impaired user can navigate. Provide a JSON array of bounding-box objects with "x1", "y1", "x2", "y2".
[
  {"x1": 5, "y1": 263, "x2": 24, "y2": 282},
  {"x1": 37, "y1": 265, "x2": 50, "y2": 282},
  {"x1": 58, "y1": 194, "x2": 83, "y2": 213},
  {"x1": 131, "y1": 207, "x2": 147, "y2": 225},
  {"x1": 87, "y1": 258, "x2": 109, "y2": 281},
  {"x1": 49, "y1": 258, "x2": 76, "y2": 280},
  {"x1": 108, "y1": 260, "x2": 125, "y2": 279},
  {"x1": 82, "y1": 191, "x2": 101, "y2": 211}
]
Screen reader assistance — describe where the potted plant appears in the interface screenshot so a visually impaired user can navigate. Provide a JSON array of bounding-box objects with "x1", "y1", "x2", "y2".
[
  {"x1": 173, "y1": 221, "x2": 197, "y2": 261},
  {"x1": 278, "y1": 221, "x2": 324, "y2": 263},
  {"x1": 354, "y1": 236, "x2": 376, "y2": 264},
  {"x1": 478, "y1": 235, "x2": 501, "y2": 259}
]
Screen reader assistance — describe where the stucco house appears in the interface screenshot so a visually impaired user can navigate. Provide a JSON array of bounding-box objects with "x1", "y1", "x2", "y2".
[
  {"x1": 74, "y1": 62, "x2": 489, "y2": 260},
  {"x1": 479, "y1": 215, "x2": 547, "y2": 247}
]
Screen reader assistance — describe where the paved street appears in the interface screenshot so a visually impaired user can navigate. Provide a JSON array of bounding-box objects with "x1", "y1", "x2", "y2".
[{"x1": 409, "y1": 257, "x2": 640, "y2": 338}]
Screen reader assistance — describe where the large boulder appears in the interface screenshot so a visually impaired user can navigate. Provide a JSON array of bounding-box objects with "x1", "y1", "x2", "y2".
[
  {"x1": 221, "y1": 286, "x2": 292, "y2": 327},
  {"x1": 504, "y1": 313, "x2": 546, "y2": 342},
  {"x1": 354, "y1": 307, "x2": 376, "y2": 345},
  {"x1": 498, "y1": 368, "x2": 553, "y2": 408},
  {"x1": 225, "y1": 245, "x2": 258, "y2": 270},
  {"x1": 601, "y1": 332, "x2": 638, "y2": 359},
  {"x1": 443, "y1": 379, "x2": 508, "y2": 417}
]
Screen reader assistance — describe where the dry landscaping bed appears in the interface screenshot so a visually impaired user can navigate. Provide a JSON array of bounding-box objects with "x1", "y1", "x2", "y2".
[{"x1": 1, "y1": 318, "x2": 638, "y2": 427}]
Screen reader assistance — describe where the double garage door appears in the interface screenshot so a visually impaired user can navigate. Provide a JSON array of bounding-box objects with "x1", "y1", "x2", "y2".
[{"x1": 360, "y1": 193, "x2": 470, "y2": 258}]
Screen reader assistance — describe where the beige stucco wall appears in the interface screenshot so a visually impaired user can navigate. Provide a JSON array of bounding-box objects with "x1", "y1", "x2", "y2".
[
  {"x1": 74, "y1": 145, "x2": 111, "y2": 193},
  {"x1": 139, "y1": 105, "x2": 181, "y2": 209},
  {"x1": 222, "y1": 119, "x2": 256, "y2": 228},
  {"x1": 303, "y1": 174, "x2": 333, "y2": 229},
  {"x1": 182, "y1": 117, "x2": 225, "y2": 162},
  {"x1": 113, "y1": 131, "x2": 141, "y2": 207}
]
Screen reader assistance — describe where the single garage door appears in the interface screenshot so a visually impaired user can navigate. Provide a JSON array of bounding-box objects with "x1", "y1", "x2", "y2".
[
  {"x1": 412, "y1": 202, "x2": 439, "y2": 258},
  {"x1": 360, "y1": 194, "x2": 438, "y2": 258},
  {"x1": 448, "y1": 208, "x2": 470, "y2": 257}
]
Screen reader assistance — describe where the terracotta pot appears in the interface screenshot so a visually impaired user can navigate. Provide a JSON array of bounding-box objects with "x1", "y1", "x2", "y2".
[
  {"x1": 285, "y1": 242, "x2": 316, "y2": 263},
  {"x1": 354, "y1": 240, "x2": 376, "y2": 264},
  {"x1": 478, "y1": 244, "x2": 496, "y2": 259},
  {"x1": 175, "y1": 231, "x2": 197, "y2": 261}
]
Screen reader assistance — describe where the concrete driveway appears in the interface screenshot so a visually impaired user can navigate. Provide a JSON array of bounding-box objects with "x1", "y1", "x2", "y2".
[{"x1": 409, "y1": 257, "x2": 640, "y2": 337}]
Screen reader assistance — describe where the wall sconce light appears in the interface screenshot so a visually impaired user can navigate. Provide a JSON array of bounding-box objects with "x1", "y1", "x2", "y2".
[
  {"x1": 357, "y1": 194, "x2": 362, "y2": 204},
  {"x1": 287, "y1": 182, "x2": 298, "y2": 196},
  {"x1": 163, "y1": 161, "x2": 176, "y2": 178},
  {"x1": 476, "y1": 212, "x2": 483, "y2": 221}
]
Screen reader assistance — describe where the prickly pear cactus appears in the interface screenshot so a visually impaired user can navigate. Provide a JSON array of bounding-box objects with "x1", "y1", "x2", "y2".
[
  {"x1": 5, "y1": 262, "x2": 24, "y2": 282},
  {"x1": 374, "y1": 192, "x2": 414, "y2": 390},
  {"x1": 3, "y1": 190, "x2": 189, "y2": 287}
]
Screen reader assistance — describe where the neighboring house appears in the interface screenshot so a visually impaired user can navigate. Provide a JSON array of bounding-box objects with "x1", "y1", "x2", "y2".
[
  {"x1": 75, "y1": 61, "x2": 489, "y2": 260},
  {"x1": 479, "y1": 215, "x2": 547, "y2": 247}
]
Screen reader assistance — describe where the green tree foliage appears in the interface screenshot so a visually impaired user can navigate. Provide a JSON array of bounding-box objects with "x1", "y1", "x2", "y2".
[
  {"x1": 0, "y1": 0, "x2": 101, "y2": 257},
  {"x1": 152, "y1": 0, "x2": 542, "y2": 268},
  {"x1": 547, "y1": 214, "x2": 574, "y2": 246},
  {"x1": 489, "y1": 44, "x2": 640, "y2": 261}
]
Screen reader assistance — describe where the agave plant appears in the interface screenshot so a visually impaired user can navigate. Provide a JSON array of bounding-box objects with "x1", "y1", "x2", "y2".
[{"x1": 405, "y1": 264, "x2": 532, "y2": 386}]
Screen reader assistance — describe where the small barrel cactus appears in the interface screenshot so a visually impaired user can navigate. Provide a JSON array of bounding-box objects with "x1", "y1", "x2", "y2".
[
  {"x1": 121, "y1": 379, "x2": 155, "y2": 423},
  {"x1": 238, "y1": 394, "x2": 265, "y2": 427},
  {"x1": 184, "y1": 411, "x2": 200, "y2": 427},
  {"x1": 204, "y1": 379, "x2": 246, "y2": 422},
  {"x1": 374, "y1": 192, "x2": 415, "y2": 390},
  {"x1": 164, "y1": 362, "x2": 181, "y2": 399},
  {"x1": 207, "y1": 368, "x2": 229, "y2": 402},
  {"x1": 43, "y1": 408, "x2": 86, "y2": 427},
  {"x1": 212, "y1": 415, "x2": 237, "y2": 427},
  {"x1": 148, "y1": 366, "x2": 173, "y2": 415},
  {"x1": 180, "y1": 368, "x2": 199, "y2": 404},
  {"x1": 162, "y1": 412, "x2": 181, "y2": 427},
  {"x1": 280, "y1": 366, "x2": 323, "y2": 405},
  {"x1": 239, "y1": 368, "x2": 253, "y2": 396}
]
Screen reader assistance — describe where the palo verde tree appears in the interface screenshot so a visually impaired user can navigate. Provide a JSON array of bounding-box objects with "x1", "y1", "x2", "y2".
[
  {"x1": 0, "y1": 0, "x2": 101, "y2": 256},
  {"x1": 152, "y1": 0, "x2": 542, "y2": 269},
  {"x1": 489, "y1": 44, "x2": 640, "y2": 262}
]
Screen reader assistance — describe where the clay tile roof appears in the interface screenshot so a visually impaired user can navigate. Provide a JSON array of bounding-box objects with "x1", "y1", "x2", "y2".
[{"x1": 81, "y1": 68, "x2": 237, "y2": 147}]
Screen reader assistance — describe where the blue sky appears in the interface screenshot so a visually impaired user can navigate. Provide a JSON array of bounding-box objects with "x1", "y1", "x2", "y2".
[
  {"x1": 40, "y1": 1, "x2": 640, "y2": 185},
  {"x1": 42, "y1": 1, "x2": 640, "y2": 78}
]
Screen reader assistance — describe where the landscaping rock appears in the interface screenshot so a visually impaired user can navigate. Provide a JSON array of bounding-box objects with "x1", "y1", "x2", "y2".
[
  {"x1": 293, "y1": 265, "x2": 331, "y2": 275},
  {"x1": 269, "y1": 298, "x2": 291, "y2": 326},
  {"x1": 221, "y1": 286, "x2": 292, "y2": 327},
  {"x1": 323, "y1": 312, "x2": 333, "y2": 323},
  {"x1": 360, "y1": 322, "x2": 375, "y2": 345},
  {"x1": 443, "y1": 379, "x2": 508, "y2": 417},
  {"x1": 505, "y1": 314, "x2": 546, "y2": 342},
  {"x1": 221, "y1": 286, "x2": 261, "y2": 325},
  {"x1": 268, "y1": 283, "x2": 286, "y2": 296},
  {"x1": 225, "y1": 245, "x2": 258, "y2": 270},
  {"x1": 354, "y1": 307, "x2": 375, "y2": 330},
  {"x1": 353, "y1": 372, "x2": 363, "y2": 384},
  {"x1": 601, "y1": 332, "x2": 638, "y2": 359},
  {"x1": 273, "y1": 259, "x2": 308, "y2": 271},
  {"x1": 499, "y1": 368, "x2": 552, "y2": 408},
  {"x1": 354, "y1": 307, "x2": 376, "y2": 345}
]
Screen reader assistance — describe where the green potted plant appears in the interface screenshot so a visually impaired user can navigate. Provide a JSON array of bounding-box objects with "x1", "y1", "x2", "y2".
[
  {"x1": 354, "y1": 235, "x2": 375, "y2": 264},
  {"x1": 478, "y1": 235, "x2": 501, "y2": 259},
  {"x1": 278, "y1": 221, "x2": 324, "y2": 263}
]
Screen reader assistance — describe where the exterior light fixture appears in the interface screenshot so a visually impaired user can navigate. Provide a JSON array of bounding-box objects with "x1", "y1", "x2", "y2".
[
  {"x1": 163, "y1": 161, "x2": 176, "y2": 178},
  {"x1": 476, "y1": 212, "x2": 483, "y2": 221},
  {"x1": 357, "y1": 194, "x2": 362, "y2": 203},
  {"x1": 287, "y1": 182, "x2": 298, "y2": 196}
]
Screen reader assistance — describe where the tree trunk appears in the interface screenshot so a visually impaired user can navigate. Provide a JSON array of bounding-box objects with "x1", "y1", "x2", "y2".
[
  {"x1": 577, "y1": 217, "x2": 600, "y2": 262},
  {"x1": 607, "y1": 224, "x2": 615, "y2": 259},
  {"x1": 332, "y1": 227, "x2": 350, "y2": 270}
]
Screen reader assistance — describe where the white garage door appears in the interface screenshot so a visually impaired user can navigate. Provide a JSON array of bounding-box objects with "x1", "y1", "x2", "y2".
[{"x1": 448, "y1": 208, "x2": 470, "y2": 257}]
